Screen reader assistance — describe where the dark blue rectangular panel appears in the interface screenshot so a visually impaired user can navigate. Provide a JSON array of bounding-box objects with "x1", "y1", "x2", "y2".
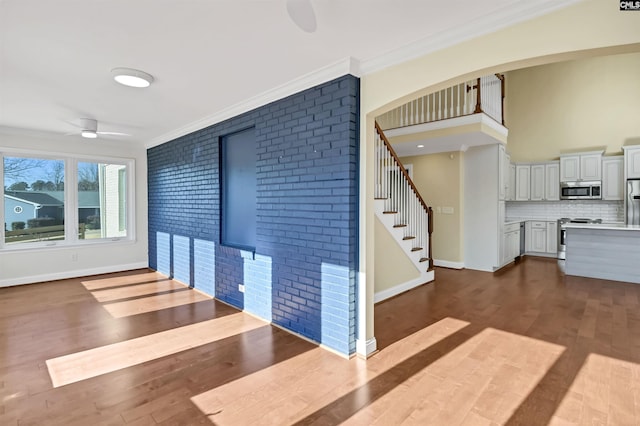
[{"x1": 221, "y1": 127, "x2": 256, "y2": 250}]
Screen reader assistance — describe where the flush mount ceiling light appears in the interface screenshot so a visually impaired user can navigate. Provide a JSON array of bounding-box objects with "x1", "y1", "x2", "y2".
[
  {"x1": 417, "y1": 144, "x2": 425, "y2": 148},
  {"x1": 111, "y1": 67, "x2": 154, "y2": 88},
  {"x1": 81, "y1": 129, "x2": 98, "y2": 139}
]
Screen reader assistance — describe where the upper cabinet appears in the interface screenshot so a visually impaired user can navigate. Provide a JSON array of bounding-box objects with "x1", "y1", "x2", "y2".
[
  {"x1": 516, "y1": 161, "x2": 559, "y2": 201},
  {"x1": 560, "y1": 151, "x2": 603, "y2": 182},
  {"x1": 624, "y1": 146, "x2": 640, "y2": 179},
  {"x1": 602, "y1": 156, "x2": 624, "y2": 200}
]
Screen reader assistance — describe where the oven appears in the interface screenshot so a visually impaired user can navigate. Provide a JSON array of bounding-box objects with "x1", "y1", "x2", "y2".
[{"x1": 557, "y1": 217, "x2": 602, "y2": 259}]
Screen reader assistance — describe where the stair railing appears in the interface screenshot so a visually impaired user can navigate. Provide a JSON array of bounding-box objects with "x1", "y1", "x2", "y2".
[
  {"x1": 374, "y1": 121, "x2": 433, "y2": 271},
  {"x1": 376, "y1": 73, "x2": 505, "y2": 130}
]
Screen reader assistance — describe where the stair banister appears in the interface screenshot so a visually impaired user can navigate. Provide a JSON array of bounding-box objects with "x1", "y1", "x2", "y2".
[{"x1": 374, "y1": 121, "x2": 434, "y2": 271}]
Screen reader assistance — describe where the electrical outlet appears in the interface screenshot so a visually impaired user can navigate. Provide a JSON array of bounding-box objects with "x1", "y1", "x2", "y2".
[
  {"x1": 71, "y1": 253, "x2": 78, "y2": 261},
  {"x1": 238, "y1": 284, "x2": 245, "y2": 293},
  {"x1": 442, "y1": 206, "x2": 454, "y2": 214}
]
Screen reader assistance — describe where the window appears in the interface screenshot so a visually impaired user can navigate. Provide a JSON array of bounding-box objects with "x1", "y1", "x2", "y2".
[
  {"x1": 220, "y1": 128, "x2": 256, "y2": 251},
  {"x1": 3, "y1": 156, "x2": 65, "y2": 246},
  {"x1": 78, "y1": 162, "x2": 128, "y2": 240},
  {"x1": 1, "y1": 151, "x2": 134, "y2": 249}
]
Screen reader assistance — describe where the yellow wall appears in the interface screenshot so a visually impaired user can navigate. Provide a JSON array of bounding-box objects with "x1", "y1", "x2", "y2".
[
  {"x1": 505, "y1": 52, "x2": 640, "y2": 162},
  {"x1": 400, "y1": 152, "x2": 463, "y2": 263},
  {"x1": 374, "y1": 217, "x2": 419, "y2": 294}
]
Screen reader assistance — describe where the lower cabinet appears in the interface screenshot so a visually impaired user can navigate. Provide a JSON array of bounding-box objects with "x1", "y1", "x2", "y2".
[
  {"x1": 502, "y1": 222, "x2": 521, "y2": 264},
  {"x1": 525, "y1": 220, "x2": 558, "y2": 256}
]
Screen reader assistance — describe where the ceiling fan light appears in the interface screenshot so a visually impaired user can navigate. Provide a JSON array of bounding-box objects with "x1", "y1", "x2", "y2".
[
  {"x1": 81, "y1": 130, "x2": 98, "y2": 139},
  {"x1": 111, "y1": 67, "x2": 154, "y2": 88}
]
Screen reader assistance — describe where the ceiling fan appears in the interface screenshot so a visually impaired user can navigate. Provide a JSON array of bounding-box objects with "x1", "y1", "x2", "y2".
[
  {"x1": 286, "y1": 0, "x2": 317, "y2": 33},
  {"x1": 66, "y1": 118, "x2": 130, "y2": 139}
]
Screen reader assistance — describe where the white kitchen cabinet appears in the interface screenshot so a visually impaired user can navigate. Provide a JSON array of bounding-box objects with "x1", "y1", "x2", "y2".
[
  {"x1": 530, "y1": 164, "x2": 545, "y2": 201},
  {"x1": 624, "y1": 146, "x2": 640, "y2": 179},
  {"x1": 602, "y1": 156, "x2": 624, "y2": 200},
  {"x1": 560, "y1": 156, "x2": 580, "y2": 182},
  {"x1": 580, "y1": 153, "x2": 602, "y2": 181},
  {"x1": 528, "y1": 222, "x2": 547, "y2": 253},
  {"x1": 515, "y1": 165, "x2": 530, "y2": 201},
  {"x1": 498, "y1": 145, "x2": 510, "y2": 201},
  {"x1": 546, "y1": 221, "x2": 557, "y2": 253},
  {"x1": 545, "y1": 162, "x2": 560, "y2": 201},
  {"x1": 508, "y1": 164, "x2": 516, "y2": 201},
  {"x1": 502, "y1": 222, "x2": 520, "y2": 265},
  {"x1": 560, "y1": 151, "x2": 603, "y2": 182},
  {"x1": 518, "y1": 162, "x2": 559, "y2": 201}
]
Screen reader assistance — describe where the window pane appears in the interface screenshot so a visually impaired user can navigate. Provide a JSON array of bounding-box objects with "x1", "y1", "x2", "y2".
[
  {"x1": 3, "y1": 156, "x2": 65, "y2": 245},
  {"x1": 78, "y1": 162, "x2": 127, "y2": 239}
]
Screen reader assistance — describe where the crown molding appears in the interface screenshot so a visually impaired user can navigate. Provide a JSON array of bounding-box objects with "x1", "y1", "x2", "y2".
[
  {"x1": 359, "y1": 0, "x2": 583, "y2": 75},
  {"x1": 146, "y1": 57, "x2": 361, "y2": 148}
]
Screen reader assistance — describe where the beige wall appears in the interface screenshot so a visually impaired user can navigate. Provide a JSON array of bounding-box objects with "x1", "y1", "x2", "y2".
[
  {"x1": 374, "y1": 217, "x2": 419, "y2": 294},
  {"x1": 505, "y1": 52, "x2": 640, "y2": 162},
  {"x1": 400, "y1": 152, "x2": 463, "y2": 263}
]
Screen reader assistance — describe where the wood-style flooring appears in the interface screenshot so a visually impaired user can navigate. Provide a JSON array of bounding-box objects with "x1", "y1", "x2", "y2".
[{"x1": 1, "y1": 257, "x2": 640, "y2": 425}]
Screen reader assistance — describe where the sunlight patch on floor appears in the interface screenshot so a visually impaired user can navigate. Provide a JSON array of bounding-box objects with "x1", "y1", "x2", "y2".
[
  {"x1": 46, "y1": 313, "x2": 266, "y2": 388},
  {"x1": 100, "y1": 287, "x2": 211, "y2": 318},
  {"x1": 350, "y1": 328, "x2": 566, "y2": 425},
  {"x1": 551, "y1": 353, "x2": 640, "y2": 425},
  {"x1": 89, "y1": 280, "x2": 191, "y2": 303},
  {"x1": 190, "y1": 317, "x2": 470, "y2": 425},
  {"x1": 81, "y1": 271, "x2": 165, "y2": 291}
]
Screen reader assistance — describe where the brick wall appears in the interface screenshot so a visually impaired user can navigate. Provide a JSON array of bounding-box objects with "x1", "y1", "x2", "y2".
[{"x1": 147, "y1": 75, "x2": 359, "y2": 355}]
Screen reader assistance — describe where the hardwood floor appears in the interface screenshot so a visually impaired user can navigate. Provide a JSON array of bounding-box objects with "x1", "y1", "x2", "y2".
[{"x1": 1, "y1": 257, "x2": 640, "y2": 425}]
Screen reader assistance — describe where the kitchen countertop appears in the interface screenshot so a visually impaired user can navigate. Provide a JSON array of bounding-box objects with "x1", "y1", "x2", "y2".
[{"x1": 563, "y1": 222, "x2": 640, "y2": 231}]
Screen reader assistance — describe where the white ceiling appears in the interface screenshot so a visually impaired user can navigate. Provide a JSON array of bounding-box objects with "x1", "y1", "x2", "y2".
[{"x1": 0, "y1": 0, "x2": 578, "y2": 147}]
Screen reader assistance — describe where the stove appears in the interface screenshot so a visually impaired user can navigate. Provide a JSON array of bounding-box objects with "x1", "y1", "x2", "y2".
[{"x1": 557, "y1": 217, "x2": 602, "y2": 259}]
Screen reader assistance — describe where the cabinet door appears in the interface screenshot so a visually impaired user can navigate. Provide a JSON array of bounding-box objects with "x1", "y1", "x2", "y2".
[
  {"x1": 626, "y1": 148, "x2": 640, "y2": 179},
  {"x1": 602, "y1": 156, "x2": 623, "y2": 200},
  {"x1": 515, "y1": 165, "x2": 531, "y2": 201},
  {"x1": 509, "y1": 164, "x2": 516, "y2": 201},
  {"x1": 560, "y1": 156, "x2": 579, "y2": 182},
  {"x1": 529, "y1": 222, "x2": 547, "y2": 252},
  {"x1": 545, "y1": 162, "x2": 560, "y2": 201},
  {"x1": 498, "y1": 145, "x2": 507, "y2": 201},
  {"x1": 511, "y1": 230, "x2": 521, "y2": 259},
  {"x1": 580, "y1": 154, "x2": 602, "y2": 180},
  {"x1": 530, "y1": 164, "x2": 545, "y2": 201},
  {"x1": 546, "y1": 221, "x2": 557, "y2": 254}
]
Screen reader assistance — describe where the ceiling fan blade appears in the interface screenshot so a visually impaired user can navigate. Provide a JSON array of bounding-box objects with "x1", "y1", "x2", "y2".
[
  {"x1": 97, "y1": 131, "x2": 130, "y2": 137},
  {"x1": 287, "y1": 0, "x2": 316, "y2": 33}
]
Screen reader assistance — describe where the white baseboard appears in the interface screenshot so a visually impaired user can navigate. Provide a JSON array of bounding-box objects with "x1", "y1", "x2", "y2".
[
  {"x1": 374, "y1": 272, "x2": 435, "y2": 304},
  {"x1": 356, "y1": 337, "x2": 378, "y2": 358},
  {"x1": 434, "y1": 259, "x2": 464, "y2": 269},
  {"x1": 0, "y1": 262, "x2": 149, "y2": 288}
]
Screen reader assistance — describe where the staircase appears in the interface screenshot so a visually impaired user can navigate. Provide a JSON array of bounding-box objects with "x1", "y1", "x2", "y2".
[{"x1": 374, "y1": 122, "x2": 434, "y2": 286}]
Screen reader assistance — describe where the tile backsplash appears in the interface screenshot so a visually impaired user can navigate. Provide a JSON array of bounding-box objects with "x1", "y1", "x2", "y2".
[{"x1": 506, "y1": 200, "x2": 624, "y2": 222}]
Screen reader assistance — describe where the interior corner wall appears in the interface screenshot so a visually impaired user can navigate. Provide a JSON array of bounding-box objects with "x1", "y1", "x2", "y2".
[
  {"x1": 0, "y1": 132, "x2": 149, "y2": 286},
  {"x1": 147, "y1": 75, "x2": 360, "y2": 356},
  {"x1": 400, "y1": 152, "x2": 463, "y2": 263},
  {"x1": 505, "y1": 52, "x2": 640, "y2": 162}
]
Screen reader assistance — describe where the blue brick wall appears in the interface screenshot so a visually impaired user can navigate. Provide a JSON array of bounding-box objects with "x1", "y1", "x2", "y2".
[{"x1": 147, "y1": 75, "x2": 359, "y2": 355}]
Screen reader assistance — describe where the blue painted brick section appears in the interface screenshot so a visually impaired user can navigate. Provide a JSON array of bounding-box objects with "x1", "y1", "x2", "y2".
[
  {"x1": 147, "y1": 75, "x2": 359, "y2": 356},
  {"x1": 173, "y1": 235, "x2": 191, "y2": 285},
  {"x1": 156, "y1": 232, "x2": 171, "y2": 277},
  {"x1": 194, "y1": 238, "x2": 215, "y2": 296}
]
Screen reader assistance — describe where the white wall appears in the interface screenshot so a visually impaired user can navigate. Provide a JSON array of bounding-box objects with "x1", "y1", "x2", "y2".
[{"x1": 0, "y1": 129, "x2": 148, "y2": 286}]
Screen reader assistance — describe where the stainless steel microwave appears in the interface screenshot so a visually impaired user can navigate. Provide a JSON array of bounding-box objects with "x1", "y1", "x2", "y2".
[{"x1": 560, "y1": 181, "x2": 602, "y2": 200}]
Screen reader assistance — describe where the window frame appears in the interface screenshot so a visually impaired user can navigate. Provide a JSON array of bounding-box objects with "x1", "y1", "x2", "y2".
[{"x1": 0, "y1": 148, "x2": 136, "y2": 251}]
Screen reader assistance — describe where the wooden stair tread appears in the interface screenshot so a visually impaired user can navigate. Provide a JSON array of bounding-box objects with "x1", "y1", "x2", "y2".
[
  {"x1": 402, "y1": 236, "x2": 415, "y2": 240},
  {"x1": 393, "y1": 224, "x2": 407, "y2": 228},
  {"x1": 411, "y1": 247, "x2": 423, "y2": 252},
  {"x1": 419, "y1": 257, "x2": 429, "y2": 262},
  {"x1": 374, "y1": 197, "x2": 387, "y2": 200},
  {"x1": 383, "y1": 211, "x2": 397, "y2": 214}
]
